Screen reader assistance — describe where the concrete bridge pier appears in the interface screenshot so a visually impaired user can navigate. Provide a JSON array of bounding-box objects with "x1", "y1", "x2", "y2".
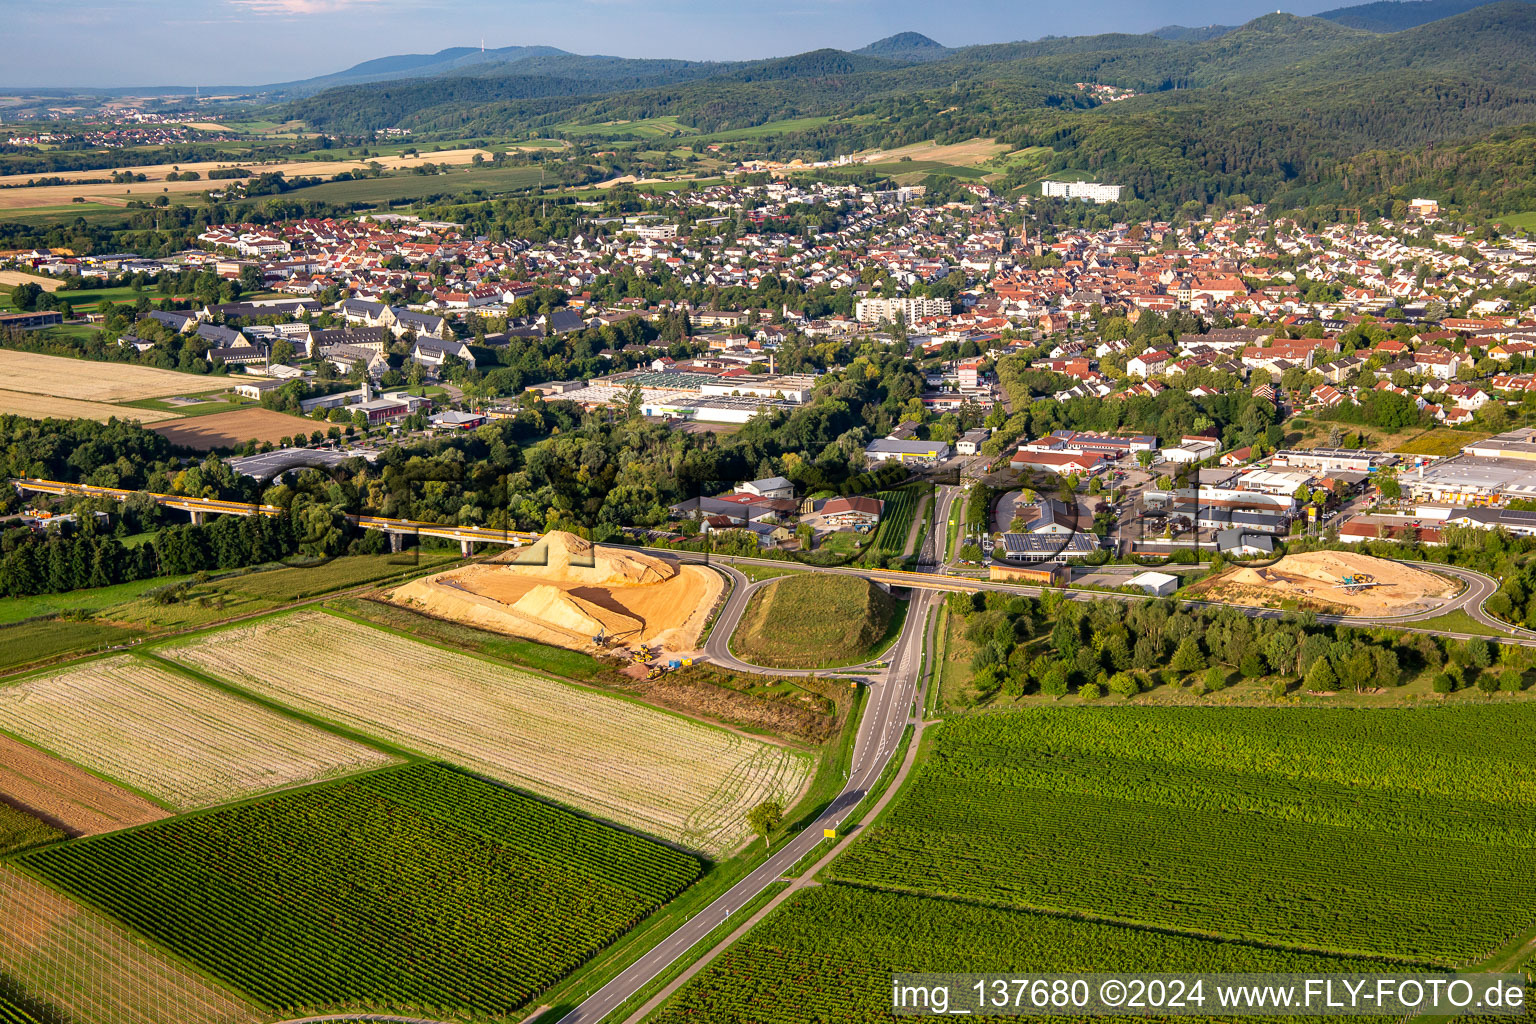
[
  {"x1": 190, "y1": 509, "x2": 206, "y2": 526},
  {"x1": 389, "y1": 532, "x2": 404, "y2": 554},
  {"x1": 460, "y1": 539, "x2": 474, "y2": 556}
]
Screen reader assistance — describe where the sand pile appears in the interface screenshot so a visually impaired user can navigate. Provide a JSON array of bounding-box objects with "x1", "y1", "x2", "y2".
[
  {"x1": 499, "y1": 531, "x2": 677, "y2": 586},
  {"x1": 510, "y1": 584, "x2": 643, "y2": 639},
  {"x1": 388, "y1": 532, "x2": 722, "y2": 653},
  {"x1": 1188, "y1": 550, "x2": 1455, "y2": 616}
]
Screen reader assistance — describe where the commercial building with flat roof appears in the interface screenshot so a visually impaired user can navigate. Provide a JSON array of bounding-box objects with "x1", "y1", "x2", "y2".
[
  {"x1": 865, "y1": 438, "x2": 952, "y2": 465},
  {"x1": 1271, "y1": 448, "x2": 1396, "y2": 473},
  {"x1": 1464, "y1": 427, "x2": 1536, "y2": 462},
  {"x1": 1407, "y1": 454, "x2": 1536, "y2": 504}
]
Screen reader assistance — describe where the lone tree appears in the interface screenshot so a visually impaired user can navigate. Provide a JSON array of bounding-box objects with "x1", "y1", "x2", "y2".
[{"x1": 747, "y1": 800, "x2": 784, "y2": 849}]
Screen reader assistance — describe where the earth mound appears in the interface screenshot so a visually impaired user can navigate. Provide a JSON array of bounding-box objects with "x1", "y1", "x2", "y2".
[
  {"x1": 387, "y1": 533, "x2": 721, "y2": 654},
  {"x1": 509, "y1": 583, "x2": 643, "y2": 639},
  {"x1": 1186, "y1": 550, "x2": 1455, "y2": 617},
  {"x1": 499, "y1": 530, "x2": 676, "y2": 586}
]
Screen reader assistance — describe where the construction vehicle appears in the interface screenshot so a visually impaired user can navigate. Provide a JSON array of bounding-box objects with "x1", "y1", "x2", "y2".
[{"x1": 1337, "y1": 573, "x2": 1378, "y2": 591}]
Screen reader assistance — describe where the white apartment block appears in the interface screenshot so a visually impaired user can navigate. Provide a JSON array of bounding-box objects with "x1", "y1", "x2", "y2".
[
  {"x1": 855, "y1": 296, "x2": 953, "y2": 324},
  {"x1": 1040, "y1": 180, "x2": 1126, "y2": 204}
]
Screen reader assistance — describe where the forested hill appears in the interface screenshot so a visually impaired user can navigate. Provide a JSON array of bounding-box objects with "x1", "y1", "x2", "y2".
[
  {"x1": 1315, "y1": 0, "x2": 1498, "y2": 31},
  {"x1": 263, "y1": 44, "x2": 572, "y2": 96},
  {"x1": 283, "y1": 1, "x2": 1536, "y2": 216}
]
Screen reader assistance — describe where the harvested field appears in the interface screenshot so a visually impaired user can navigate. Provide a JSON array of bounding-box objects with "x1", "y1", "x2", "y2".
[
  {"x1": 0, "y1": 389, "x2": 179, "y2": 425},
  {"x1": 390, "y1": 530, "x2": 722, "y2": 653},
  {"x1": 0, "y1": 655, "x2": 398, "y2": 811},
  {"x1": 161, "y1": 610, "x2": 814, "y2": 855},
  {"x1": 0, "y1": 351, "x2": 207, "y2": 403},
  {"x1": 151, "y1": 406, "x2": 316, "y2": 449},
  {"x1": 1185, "y1": 550, "x2": 1456, "y2": 616},
  {"x1": 0, "y1": 148, "x2": 492, "y2": 210},
  {"x1": 0, "y1": 865, "x2": 261, "y2": 1024},
  {"x1": 0, "y1": 272, "x2": 61, "y2": 292},
  {"x1": 0, "y1": 733, "x2": 166, "y2": 837},
  {"x1": 861, "y1": 137, "x2": 1008, "y2": 166}
]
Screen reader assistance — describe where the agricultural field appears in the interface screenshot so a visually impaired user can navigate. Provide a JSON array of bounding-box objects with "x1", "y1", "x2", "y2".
[
  {"x1": 651, "y1": 885, "x2": 1414, "y2": 1024},
  {"x1": 0, "y1": 996, "x2": 37, "y2": 1024},
  {"x1": 20, "y1": 763, "x2": 701, "y2": 1018},
  {"x1": 0, "y1": 148, "x2": 493, "y2": 209},
  {"x1": 0, "y1": 654, "x2": 398, "y2": 811},
  {"x1": 867, "y1": 485, "x2": 924, "y2": 560},
  {"x1": 829, "y1": 708, "x2": 1536, "y2": 965},
  {"x1": 0, "y1": 389, "x2": 180, "y2": 425},
  {"x1": 0, "y1": 733, "x2": 166, "y2": 837},
  {"x1": 0, "y1": 272, "x2": 61, "y2": 292},
  {"x1": 220, "y1": 549, "x2": 459, "y2": 600},
  {"x1": 0, "y1": 865, "x2": 261, "y2": 1024},
  {"x1": 733, "y1": 575, "x2": 900, "y2": 669},
  {"x1": 0, "y1": 803, "x2": 61, "y2": 856},
  {"x1": 553, "y1": 116, "x2": 699, "y2": 138},
  {"x1": 150, "y1": 406, "x2": 323, "y2": 449},
  {"x1": 0, "y1": 618, "x2": 140, "y2": 674},
  {"x1": 0, "y1": 350, "x2": 222, "y2": 424},
  {"x1": 160, "y1": 610, "x2": 813, "y2": 855},
  {"x1": 280, "y1": 164, "x2": 546, "y2": 206}
]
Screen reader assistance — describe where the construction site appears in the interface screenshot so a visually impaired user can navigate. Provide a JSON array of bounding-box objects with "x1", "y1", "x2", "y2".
[
  {"x1": 387, "y1": 532, "x2": 723, "y2": 657},
  {"x1": 1185, "y1": 551, "x2": 1458, "y2": 617}
]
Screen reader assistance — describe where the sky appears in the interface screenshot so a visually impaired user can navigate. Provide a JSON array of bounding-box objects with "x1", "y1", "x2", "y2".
[{"x1": 5, "y1": 0, "x2": 1346, "y2": 89}]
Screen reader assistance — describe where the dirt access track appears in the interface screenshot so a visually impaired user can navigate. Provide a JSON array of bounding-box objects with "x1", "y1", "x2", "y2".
[
  {"x1": 389, "y1": 531, "x2": 722, "y2": 654},
  {"x1": 1186, "y1": 550, "x2": 1457, "y2": 617},
  {"x1": 0, "y1": 147, "x2": 493, "y2": 210}
]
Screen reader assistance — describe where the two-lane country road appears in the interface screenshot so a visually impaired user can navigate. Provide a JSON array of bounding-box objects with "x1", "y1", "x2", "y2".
[{"x1": 555, "y1": 589, "x2": 938, "y2": 1024}]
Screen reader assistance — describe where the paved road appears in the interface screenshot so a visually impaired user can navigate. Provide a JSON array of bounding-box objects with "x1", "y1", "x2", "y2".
[
  {"x1": 919, "y1": 484, "x2": 958, "y2": 568},
  {"x1": 668, "y1": 547, "x2": 1534, "y2": 644},
  {"x1": 556, "y1": 590, "x2": 938, "y2": 1024}
]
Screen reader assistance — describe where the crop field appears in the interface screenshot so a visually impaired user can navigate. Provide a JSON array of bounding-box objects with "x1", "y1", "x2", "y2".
[
  {"x1": 0, "y1": 804, "x2": 60, "y2": 856},
  {"x1": 0, "y1": 389, "x2": 180, "y2": 425},
  {"x1": 282, "y1": 164, "x2": 547, "y2": 206},
  {"x1": 0, "y1": 866, "x2": 260, "y2": 1024},
  {"x1": 0, "y1": 996, "x2": 37, "y2": 1024},
  {"x1": 0, "y1": 148, "x2": 493, "y2": 209},
  {"x1": 20, "y1": 763, "x2": 701, "y2": 1018},
  {"x1": 828, "y1": 708, "x2": 1536, "y2": 965},
  {"x1": 220, "y1": 550, "x2": 459, "y2": 600},
  {"x1": 652, "y1": 885, "x2": 1410, "y2": 1024},
  {"x1": 0, "y1": 654, "x2": 398, "y2": 811},
  {"x1": 0, "y1": 618, "x2": 140, "y2": 673},
  {"x1": 160, "y1": 611, "x2": 813, "y2": 855},
  {"x1": 868, "y1": 486, "x2": 922, "y2": 558},
  {"x1": 554, "y1": 116, "x2": 699, "y2": 138},
  {"x1": 0, "y1": 350, "x2": 209, "y2": 403},
  {"x1": 150, "y1": 407, "x2": 321, "y2": 449},
  {"x1": 0, "y1": 272, "x2": 61, "y2": 292},
  {"x1": 733, "y1": 575, "x2": 899, "y2": 669},
  {"x1": 0, "y1": 734, "x2": 166, "y2": 837}
]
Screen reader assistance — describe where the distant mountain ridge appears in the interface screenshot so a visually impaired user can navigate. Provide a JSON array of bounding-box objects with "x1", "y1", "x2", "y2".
[{"x1": 262, "y1": 44, "x2": 573, "y2": 96}]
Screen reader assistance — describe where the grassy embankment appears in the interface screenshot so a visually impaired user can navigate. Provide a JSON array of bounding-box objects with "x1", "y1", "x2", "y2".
[{"x1": 731, "y1": 574, "x2": 903, "y2": 669}]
